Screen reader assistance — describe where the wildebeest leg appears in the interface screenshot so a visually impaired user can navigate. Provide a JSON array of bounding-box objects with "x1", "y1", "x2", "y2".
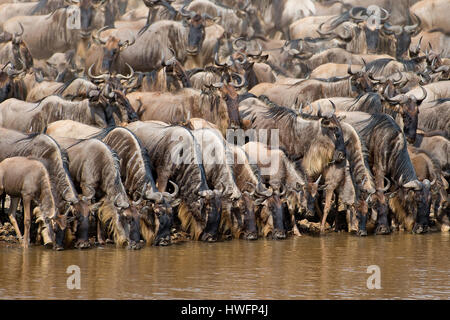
[
  {"x1": 22, "y1": 196, "x2": 32, "y2": 248},
  {"x1": 7, "y1": 197, "x2": 23, "y2": 243},
  {"x1": 374, "y1": 169, "x2": 390, "y2": 234},
  {"x1": 97, "y1": 219, "x2": 105, "y2": 246},
  {"x1": 290, "y1": 212, "x2": 301, "y2": 236},
  {"x1": 320, "y1": 189, "x2": 334, "y2": 233}
]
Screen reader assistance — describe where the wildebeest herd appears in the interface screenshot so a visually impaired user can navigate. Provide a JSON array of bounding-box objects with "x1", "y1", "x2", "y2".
[{"x1": 0, "y1": 0, "x2": 448, "y2": 250}]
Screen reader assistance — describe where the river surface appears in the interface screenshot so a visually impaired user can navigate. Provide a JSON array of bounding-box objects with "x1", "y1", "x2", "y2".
[{"x1": 0, "y1": 232, "x2": 449, "y2": 299}]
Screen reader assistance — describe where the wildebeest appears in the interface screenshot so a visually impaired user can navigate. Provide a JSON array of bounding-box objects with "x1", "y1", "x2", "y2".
[
  {"x1": 0, "y1": 157, "x2": 56, "y2": 248},
  {"x1": 26, "y1": 78, "x2": 99, "y2": 102},
  {"x1": 0, "y1": 127, "x2": 87, "y2": 249},
  {"x1": 186, "y1": 118, "x2": 278, "y2": 239},
  {"x1": 186, "y1": 0, "x2": 254, "y2": 38},
  {"x1": 96, "y1": 8, "x2": 224, "y2": 72},
  {"x1": 410, "y1": 0, "x2": 450, "y2": 33},
  {"x1": 46, "y1": 120, "x2": 175, "y2": 245},
  {"x1": 0, "y1": 23, "x2": 34, "y2": 71},
  {"x1": 126, "y1": 120, "x2": 222, "y2": 242},
  {"x1": 190, "y1": 128, "x2": 246, "y2": 239},
  {"x1": 417, "y1": 98, "x2": 450, "y2": 137},
  {"x1": 243, "y1": 141, "x2": 305, "y2": 236},
  {"x1": 249, "y1": 66, "x2": 376, "y2": 107},
  {"x1": 239, "y1": 96, "x2": 347, "y2": 167},
  {"x1": 51, "y1": 136, "x2": 141, "y2": 249},
  {"x1": 0, "y1": 64, "x2": 15, "y2": 103},
  {"x1": 126, "y1": 84, "x2": 242, "y2": 136},
  {"x1": 413, "y1": 130, "x2": 450, "y2": 176},
  {"x1": 3, "y1": 4, "x2": 102, "y2": 60},
  {"x1": 0, "y1": 95, "x2": 118, "y2": 132},
  {"x1": 339, "y1": 111, "x2": 428, "y2": 234},
  {"x1": 408, "y1": 145, "x2": 449, "y2": 231}
]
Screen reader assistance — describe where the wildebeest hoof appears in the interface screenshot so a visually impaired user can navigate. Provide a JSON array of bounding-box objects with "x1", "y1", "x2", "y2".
[
  {"x1": 244, "y1": 232, "x2": 258, "y2": 240},
  {"x1": 357, "y1": 229, "x2": 368, "y2": 237},
  {"x1": 155, "y1": 237, "x2": 171, "y2": 246},
  {"x1": 201, "y1": 233, "x2": 217, "y2": 242},
  {"x1": 127, "y1": 241, "x2": 143, "y2": 250},
  {"x1": 375, "y1": 224, "x2": 390, "y2": 235},
  {"x1": 53, "y1": 245, "x2": 64, "y2": 251},
  {"x1": 412, "y1": 223, "x2": 428, "y2": 234},
  {"x1": 75, "y1": 240, "x2": 91, "y2": 249},
  {"x1": 273, "y1": 230, "x2": 286, "y2": 240}
]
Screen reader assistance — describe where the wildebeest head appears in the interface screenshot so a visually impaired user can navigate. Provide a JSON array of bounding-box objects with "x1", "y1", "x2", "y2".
[
  {"x1": 92, "y1": 27, "x2": 135, "y2": 73},
  {"x1": 180, "y1": 6, "x2": 220, "y2": 56},
  {"x1": 348, "y1": 64, "x2": 375, "y2": 92},
  {"x1": 71, "y1": 198, "x2": 92, "y2": 249},
  {"x1": 304, "y1": 174, "x2": 322, "y2": 217},
  {"x1": 385, "y1": 86, "x2": 427, "y2": 143},
  {"x1": 0, "y1": 67, "x2": 13, "y2": 103},
  {"x1": 256, "y1": 190, "x2": 286, "y2": 240},
  {"x1": 206, "y1": 73, "x2": 245, "y2": 129},
  {"x1": 74, "y1": 0, "x2": 108, "y2": 39},
  {"x1": 88, "y1": 63, "x2": 139, "y2": 123},
  {"x1": 389, "y1": 177, "x2": 430, "y2": 234},
  {"x1": 119, "y1": 204, "x2": 144, "y2": 249},
  {"x1": 194, "y1": 189, "x2": 222, "y2": 242},
  {"x1": 46, "y1": 50, "x2": 82, "y2": 82},
  {"x1": 233, "y1": 191, "x2": 258, "y2": 240},
  {"x1": 382, "y1": 14, "x2": 421, "y2": 59}
]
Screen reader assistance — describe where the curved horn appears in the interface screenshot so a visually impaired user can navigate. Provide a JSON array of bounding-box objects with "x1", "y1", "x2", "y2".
[
  {"x1": 169, "y1": 180, "x2": 179, "y2": 199},
  {"x1": 119, "y1": 33, "x2": 136, "y2": 49},
  {"x1": 279, "y1": 185, "x2": 286, "y2": 197},
  {"x1": 392, "y1": 71, "x2": 403, "y2": 84},
  {"x1": 132, "y1": 198, "x2": 143, "y2": 206},
  {"x1": 379, "y1": 7, "x2": 390, "y2": 22},
  {"x1": 382, "y1": 176, "x2": 391, "y2": 192},
  {"x1": 382, "y1": 23, "x2": 403, "y2": 35},
  {"x1": 231, "y1": 72, "x2": 245, "y2": 88},
  {"x1": 232, "y1": 37, "x2": 247, "y2": 51},
  {"x1": 214, "y1": 52, "x2": 227, "y2": 68},
  {"x1": 329, "y1": 100, "x2": 336, "y2": 115},
  {"x1": 180, "y1": 4, "x2": 194, "y2": 18},
  {"x1": 317, "y1": 102, "x2": 322, "y2": 118},
  {"x1": 404, "y1": 14, "x2": 421, "y2": 34},
  {"x1": 414, "y1": 86, "x2": 427, "y2": 104},
  {"x1": 414, "y1": 36, "x2": 423, "y2": 53},
  {"x1": 315, "y1": 174, "x2": 322, "y2": 185},
  {"x1": 15, "y1": 23, "x2": 24, "y2": 37},
  {"x1": 298, "y1": 103, "x2": 303, "y2": 116},
  {"x1": 349, "y1": 7, "x2": 367, "y2": 21},
  {"x1": 92, "y1": 26, "x2": 110, "y2": 45},
  {"x1": 116, "y1": 63, "x2": 134, "y2": 80},
  {"x1": 245, "y1": 182, "x2": 256, "y2": 196},
  {"x1": 317, "y1": 22, "x2": 334, "y2": 37},
  {"x1": 347, "y1": 64, "x2": 356, "y2": 75},
  {"x1": 88, "y1": 63, "x2": 108, "y2": 80}
]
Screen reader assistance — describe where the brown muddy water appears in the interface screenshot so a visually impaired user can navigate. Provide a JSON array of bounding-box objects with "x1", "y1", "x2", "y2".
[{"x1": 0, "y1": 232, "x2": 449, "y2": 300}]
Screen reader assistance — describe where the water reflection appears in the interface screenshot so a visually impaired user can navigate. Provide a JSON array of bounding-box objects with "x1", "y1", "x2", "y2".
[{"x1": 0, "y1": 233, "x2": 449, "y2": 299}]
